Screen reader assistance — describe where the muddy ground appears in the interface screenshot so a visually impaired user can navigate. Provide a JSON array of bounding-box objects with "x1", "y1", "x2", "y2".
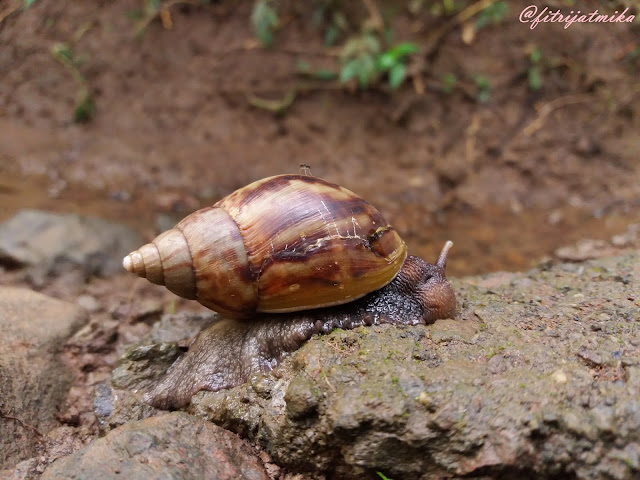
[
  {"x1": 0, "y1": 0, "x2": 639, "y2": 477},
  {"x1": 2, "y1": 0, "x2": 639, "y2": 275}
]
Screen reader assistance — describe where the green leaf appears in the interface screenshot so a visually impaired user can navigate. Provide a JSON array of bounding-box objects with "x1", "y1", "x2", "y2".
[
  {"x1": 73, "y1": 92, "x2": 95, "y2": 123},
  {"x1": 332, "y1": 11, "x2": 347, "y2": 30},
  {"x1": 23, "y1": 0, "x2": 38, "y2": 8},
  {"x1": 376, "y1": 52, "x2": 396, "y2": 71},
  {"x1": 474, "y1": 74, "x2": 490, "y2": 90},
  {"x1": 51, "y1": 43, "x2": 74, "y2": 64},
  {"x1": 376, "y1": 472, "x2": 391, "y2": 480},
  {"x1": 387, "y1": 42, "x2": 419, "y2": 59},
  {"x1": 340, "y1": 37, "x2": 360, "y2": 61},
  {"x1": 477, "y1": 90, "x2": 490, "y2": 103},
  {"x1": 376, "y1": 42, "x2": 419, "y2": 71},
  {"x1": 388, "y1": 62, "x2": 406, "y2": 89},
  {"x1": 474, "y1": 74, "x2": 491, "y2": 102},
  {"x1": 339, "y1": 58, "x2": 360, "y2": 83},
  {"x1": 383, "y1": 26, "x2": 394, "y2": 44},
  {"x1": 476, "y1": 1, "x2": 508, "y2": 29},
  {"x1": 312, "y1": 69, "x2": 338, "y2": 80},
  {"x1": 251, "y1": 0, "x2": 278, "y2": 47},
  {"x1": 363, "y1": 34, "x2": 381, "y2": 55},
  {"x1": 125, "y1": 9, "x2": 145, "y2": 20},
  {"x1": 442, "y1": 0, "x2": 455, "y2": 14},
  {"x1": 311, "y1": 4, "x2": 325, "y2": 26},
  {"x1": 358, "y1": 54, "x2": 376, "y2": 87},
  {"x1": 324, "y1": 22, "x2": 340, "y2": 47},
  {"x1": 296, "y1": 60, "x2": 311, "y2": 73},
  {"x1": 441, "y1": 73, "x2": 457, "y2": 94},
  {"x1": 297, "y1": 61, "x2": 337, "y2": 80},
  {"x1": 528, "y1": 66, "x2": 542, "y2": 91},
  {"x1": 530, "y1": 46, "x2": 541, "y2": 64}
]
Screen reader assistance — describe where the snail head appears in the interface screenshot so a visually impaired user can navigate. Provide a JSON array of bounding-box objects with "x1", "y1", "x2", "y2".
[{"x1": 398, "y1": 241, "x2": 456, "y2": 323}]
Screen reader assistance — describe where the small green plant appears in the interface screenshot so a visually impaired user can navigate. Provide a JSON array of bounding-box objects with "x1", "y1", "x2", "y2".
[
  {"x1": 476, "y1": 1, "x2": 508, "y2": 30},
  {"x1": 133, "y1": 0, "x2": 163, "y2": 36},
  {"x1": 311, "y1": 1, "x2": 348, "y2": 47},
  {"x1": 339, "y1": 33, "x2": 380, "y2": 87},
  {"x1": 296, "y1": 60, "x2": 338, "y2": 80},
  {"x1": 251, "y1": 0, "x2": 278, "y2": 47},
  {"x1": 73, "y1": 94, "x2": 95, "y2": 123},
  {"x1": 414, "y1": 0, "x2": 461, "y2": 16},
  {"x1": 340, "y1": 35, "x2": 419, "y2": 89},
  {"x1": 528, "y1": 46, "x2": 543, "y2": 91},
  {"x1": 473, "y1": 74, "x2": 491, "y2": 102},
  {"x1": 50, "y1": 42, "x2": 95, "y2": 123},
  {"x1": 441, "y1": 72, "x2": 457, "y2": 94},
  {"x1": 23, "y1": 0, "x2": 38, "y2": 7},
  {"x1": 375, "y1": 42, "x2": 419, "y2": 89},
  {"x1": 376, "y1": 471, "x2": 391, "y2": 480}
]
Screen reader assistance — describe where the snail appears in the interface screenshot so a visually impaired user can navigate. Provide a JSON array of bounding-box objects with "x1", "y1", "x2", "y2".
[{"x1": 123, "y1": 167, "x2": 456, "y2": 409}]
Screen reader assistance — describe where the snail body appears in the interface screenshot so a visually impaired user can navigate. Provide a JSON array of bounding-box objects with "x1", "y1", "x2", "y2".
[
  {"x1": 124, "y1": 174, "x2": 407, "y2": 318},
  {"x1": 144, "y1": 251, "x2": 455, "y2": 410},
  {"x1": 122, "y1": 170, "x2": 457, "y2": 409}
]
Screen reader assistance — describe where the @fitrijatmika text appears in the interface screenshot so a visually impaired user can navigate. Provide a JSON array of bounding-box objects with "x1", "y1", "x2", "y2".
[{"x1": 520, "y1": 5, "x2": 636, "y2": 30}]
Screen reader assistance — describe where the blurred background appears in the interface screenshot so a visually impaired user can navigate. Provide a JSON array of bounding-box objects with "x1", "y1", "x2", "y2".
[{"x1": 1, "y1": 0, "x2": 639, "y2": 277}]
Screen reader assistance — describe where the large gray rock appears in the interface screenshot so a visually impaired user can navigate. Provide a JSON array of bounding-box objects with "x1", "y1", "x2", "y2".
[
  {"x1": 40, "y1": 412, "x2": 269, "y2": 480},
  {"x1": 102, "y1": 251, "x2": 640, "y2": 479},
  {"x1": 0, "y1": 209, "x2": 142, "y2": 277},
  {"x1": 0, "y1": 287, "x2": 88, "y2": 469}
]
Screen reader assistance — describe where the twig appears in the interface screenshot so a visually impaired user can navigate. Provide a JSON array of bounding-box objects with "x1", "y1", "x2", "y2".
[
  {"x1": 135, "y1": 0, "x2": 199, "y2": 36},
  {"x1": 321, "y1": 369, "x2": 336, "y2": 392},
  {"x1": 362, "y1": 0, "x2": 384, "y2": 31},
  {"x1": 246, "y1": 90, "x2": 296, "y2": 114},
  {"x1": 522, "y1": 94, "x2": 593, "y2": 136},
  {"x1": 0, "y1": 0, "x2": 21, "y2": 26},
  {"x1": 422, "y1": 0, "x2": 500, "y2": 58},
  {"x1": 0, "y1": 412, "x2": 44, "y2": 437}
]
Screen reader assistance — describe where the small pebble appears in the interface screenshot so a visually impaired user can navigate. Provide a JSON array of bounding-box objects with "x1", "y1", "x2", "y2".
[
  {"x1": 77, "y1": 294, "x2": 101, "y2": 313},
  {"x1": 551, "y1": 370, "x2": 568, "y2": 384}
]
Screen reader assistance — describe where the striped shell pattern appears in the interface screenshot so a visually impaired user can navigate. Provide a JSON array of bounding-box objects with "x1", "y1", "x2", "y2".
[{"x1": 123, "y1": 174, "x2": 407, "y2": 318}]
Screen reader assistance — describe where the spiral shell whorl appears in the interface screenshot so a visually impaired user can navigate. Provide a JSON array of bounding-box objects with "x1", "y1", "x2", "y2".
[
  {"x1": 176, "y1": 207, "x2": 256, "y2": 317},
  {"x1": 122, "y1": 228, "x2": 197, "y2": 300},
  {"x1": 123, "y1": 207, "x2": 257, "y2": 317}
]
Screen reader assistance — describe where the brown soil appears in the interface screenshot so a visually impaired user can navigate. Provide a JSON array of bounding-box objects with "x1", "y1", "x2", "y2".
[
  {"x1": 2, "y1": 0, "x2": 639, "y2": 275},
  {"x1": 0, "y1": 0, "x2": 639, "y2": 475}
]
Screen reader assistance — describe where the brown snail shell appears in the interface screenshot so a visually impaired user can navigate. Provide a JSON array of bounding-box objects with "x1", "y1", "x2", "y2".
[{"x1": 123, "y1": 174, "x2": 407, "y2": 318}]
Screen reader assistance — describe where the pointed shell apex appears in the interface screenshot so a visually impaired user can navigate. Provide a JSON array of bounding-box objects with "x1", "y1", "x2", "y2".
[{"x1": 123, "y1": 255, "x2": 133, "y2": 273}]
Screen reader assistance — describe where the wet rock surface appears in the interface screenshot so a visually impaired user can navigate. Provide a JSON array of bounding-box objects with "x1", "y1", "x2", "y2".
[
  {"x1": 93, "y1": 313, "x2": 216, "y2": 432},
  {"x1": 0, "y1": 287, "x2": 88, "y2": 469},
  {"x1": 103, "y1": 251, "x2": 640, "y2": 479},
  {"x1": 0, "y1": 210, "x2": 142, "y2": 278},
  {"x1": 40, "y1": 412, "x2": 269, "y2": 480}
]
